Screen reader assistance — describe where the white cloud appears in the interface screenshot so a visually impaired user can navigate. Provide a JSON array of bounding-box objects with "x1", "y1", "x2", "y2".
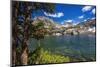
[
  {"x1": 83, "y1": 19, "x2": 87, "y2": 22},
  {"x1": 61, "y1": 19, "x2": 73, "y2": 25},
  {"x1": 91, "y1": 17, "x2": 95, "y2": 20},
  {"x1": 65, "y1": 20, "x2": 73, "y2": 22},
  {"x1": 61, "y1": 22, "x2": 64, "y2": 25},
  {"x1": 44, "y1": 12, "x2": 64, "y2": 18},
  {"x1": 87, "y1": 18, "x2": 90, "y2": 20},
  {"x1": 73, "y1": 22, "x2": 80, "y2": 25},
  {"x1": 92, "y1": 8, "x2": 96, "y2": 14},
  {"x1": 78, "y1": 15, "x2": 84, "y2": 19},
  {"x1": 82, "y1": 6, "x2": 92, "y2": 12}
]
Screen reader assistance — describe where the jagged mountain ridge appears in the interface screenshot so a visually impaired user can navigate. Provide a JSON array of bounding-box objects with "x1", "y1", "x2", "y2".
[
  {"x1": 78, "y1": 19, "x2": 96, "y2": 27},
  {"x1": 32, "y1": 16, "x2": 57, "y2": 27},
  {"x1": 32, "y1": 16, "x2": 96, "y2": 28}
]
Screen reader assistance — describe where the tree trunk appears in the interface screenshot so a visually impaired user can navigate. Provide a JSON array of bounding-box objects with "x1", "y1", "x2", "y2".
[
  {"x1": 12, "y1": 17, "x2": 18, "y2": 65},
  {"x1": 12, "y1": 39, "x2": 16, "y2": 65},
  {"x1": 21, "y1": 40, "x2": 28, "y2": 65},
  {"x1": 12, "y1": 2, "x2": 19, "y2": 65},
  {"x1": 21, "y1": 17, "x2": 30, "y2": 65}
]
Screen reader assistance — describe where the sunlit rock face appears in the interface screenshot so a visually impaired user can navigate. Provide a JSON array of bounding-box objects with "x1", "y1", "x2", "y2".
[{"x1": 31, "y1": 16, "x2": 96, "y2": 35}]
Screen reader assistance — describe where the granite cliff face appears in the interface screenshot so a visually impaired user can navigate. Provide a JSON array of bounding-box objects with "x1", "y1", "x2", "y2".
[
  {"x1": 32, "y1": 16, "x2": 56, "y2": 28},
  {"x1": 78, "y1": 19, "x2": 96, "y2": 28},
  {"x1": 31, "y1": 16, "x2": 96, "y2": 35}
]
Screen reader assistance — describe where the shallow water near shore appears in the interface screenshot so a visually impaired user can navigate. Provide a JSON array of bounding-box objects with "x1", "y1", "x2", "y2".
[{"x1": 29, "y1": 34, "x2": 96, "y2": 61}]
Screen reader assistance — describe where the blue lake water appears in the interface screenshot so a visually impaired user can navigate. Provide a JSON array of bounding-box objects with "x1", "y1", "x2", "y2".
[{"x1": 29, "y1": 34, "x2": 96, "y2": 61}]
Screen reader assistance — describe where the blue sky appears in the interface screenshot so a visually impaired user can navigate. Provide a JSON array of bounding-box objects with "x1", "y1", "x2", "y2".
[{"x1": 32, "y1": 3, "x2": 96, "y2": 25}]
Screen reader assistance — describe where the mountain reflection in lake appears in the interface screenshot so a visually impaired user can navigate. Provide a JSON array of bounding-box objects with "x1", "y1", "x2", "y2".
[{"x1": 29, "y1": 35, "x2": 96, "y2": 61}]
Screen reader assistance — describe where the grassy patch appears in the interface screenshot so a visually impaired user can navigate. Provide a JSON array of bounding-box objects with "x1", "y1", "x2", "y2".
[{"x1": 28, "y1": 47, "x2": 70, "y2": 64}]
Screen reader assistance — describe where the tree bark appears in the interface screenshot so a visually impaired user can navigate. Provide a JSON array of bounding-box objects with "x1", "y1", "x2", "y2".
[
  {"x1": 12, "y1": 38, "x2": 16, "y2": 65},
  {"x1": 12, "y1": 5, "x2": 18, "y2": 65},
  {"x1": 21, "y1": 16, "x2": 30, "y2": 65},
  {"x1": 12, "y1": 19, "x2": 18, "y2": 65},
  {"x1": 21, "y1": 40, "x2": 28, "y2": 65}
]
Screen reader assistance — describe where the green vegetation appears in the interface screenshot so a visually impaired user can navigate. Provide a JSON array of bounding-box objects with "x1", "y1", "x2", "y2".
[
  {"x1": 12, "y1": 1, "x2": 55, "y2": 65},
  {"x1": 12, "y1": 1, "x2": 95, "y2": 66},
  {"x1": 31, "y1": 21, "x2": 47, "y2": 47},
  {"x1": 28, "y1": 47, "x2": 70, "y2": 64}
]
